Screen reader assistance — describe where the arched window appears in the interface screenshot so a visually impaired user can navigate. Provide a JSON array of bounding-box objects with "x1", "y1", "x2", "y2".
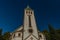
[
  {"x1": 18, "y1": 33, "x2": 21, "y2": 37},
  {"x1": 26, "y1": 11, "x2": 31, "y2": 15},
  {"x1": 39, "y1": 35, "x2": 42, "y2": 38},
  {"x1": 26, "y1": 11, "x2": 28, "y2": 14},
  {"x1": 31, "y1": 11, "x2": 32, "y2": 14},
  {"x1": 13, "y1": 34, "x2": 15, "y2": 38}
]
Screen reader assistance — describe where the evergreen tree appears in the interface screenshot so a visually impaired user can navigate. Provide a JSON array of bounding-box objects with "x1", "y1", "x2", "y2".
[
  {"x1": 55, "y1": 29, "x2": 60, "y2": 40},
  {"x1": 0, "y1": 29, "x2": 2, "y2": 36},
  {"x1": 48, "y1": 24, "x2": 57, "y2": 40},
  {"x1": 0, "y1": 29, "x2": 3, "y2": 40}
]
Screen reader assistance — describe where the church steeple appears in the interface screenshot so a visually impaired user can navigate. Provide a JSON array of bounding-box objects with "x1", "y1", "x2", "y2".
[
  {"x1": 23, "y1": 6, "x2": 39, "y2": 40},
  {"x1": 10, "y1": 6, "x2": 46, "y2": 40}
]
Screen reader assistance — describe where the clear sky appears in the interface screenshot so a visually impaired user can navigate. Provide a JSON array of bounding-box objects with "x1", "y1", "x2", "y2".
[{"x1": 0, "y1": 0, "x2": 60, "y2": 33}]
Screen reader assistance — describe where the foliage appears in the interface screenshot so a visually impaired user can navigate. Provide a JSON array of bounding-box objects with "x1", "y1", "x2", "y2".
[
  {"x1": 48, "y1": 24, "x2": 56, "y2": 40},
  {"x1": 43, "y1": 24, "x2": 60, "y2": 40},
  {"x1": 42, "y1": 30, "x2": 50, "y2": 40},
  {"x1": 3, "y1": 32, "x2": 11, "y2": 40},
  {"x1": 0, "y1": 29, "x2": 10, "y2": 40}
]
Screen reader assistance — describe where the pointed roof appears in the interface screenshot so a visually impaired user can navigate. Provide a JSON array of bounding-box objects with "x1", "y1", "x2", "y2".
[{"x1": 25, "y1": 5, "x2": 32, "y2": 10}]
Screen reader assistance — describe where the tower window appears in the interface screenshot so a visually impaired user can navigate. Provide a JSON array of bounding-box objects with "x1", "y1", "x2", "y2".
[
  {"x1": 26, "y1": 11, "x2": 30, "y2": 14},
  {"x1": 26, "y1": 11, "x2": 28, "y2": 14},
  {"x1": 29, "y1": 11, "x2": 30, "y2": 14},
  {"x1": 28, "y1": 29, "x2": 33, "y2": 33},
  {"x1": 18, "y1": 33, "x2": 21, "y2": 37}
]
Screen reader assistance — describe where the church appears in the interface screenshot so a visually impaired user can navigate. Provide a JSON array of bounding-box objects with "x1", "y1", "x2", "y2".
[{"x1": 10, "y1": 6, "x2": 46, "y2": 40}]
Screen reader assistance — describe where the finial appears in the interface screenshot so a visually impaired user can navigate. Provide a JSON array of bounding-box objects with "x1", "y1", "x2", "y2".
[
  {"x1": 27, "y1": 5, "x2": 30, "y2": 8},
  {"x1": 25, "y1": 5, "x2": 32, "y2": 10}
]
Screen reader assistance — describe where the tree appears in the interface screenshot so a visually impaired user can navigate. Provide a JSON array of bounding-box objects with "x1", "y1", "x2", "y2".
[
  {"x1": 0, "y1": 29, "x2": 3, "y2": 40},
  {"x1": 42, "y1": 30, "x2": 50, "y2": 40},
  {"x1": 0, "y1": 29, "x2": 2, "y2": 35},
  {"x1": 48, "y1": 24, "x2": 57, "y2": 40},
  {"x1": 48, "y1": 24, "x2": 56, "y2": 40},
  {"x1": 0, "y1": 28, "x2": 11, "y2": 40},
  {"x1": 55, "y1": 29, "x2": 60, "y2": 40},
  {"x1": 3, "y1": 32, "x2": 11, "y2": 40}
]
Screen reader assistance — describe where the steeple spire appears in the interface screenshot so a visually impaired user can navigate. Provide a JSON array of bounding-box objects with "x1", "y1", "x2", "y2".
[
  {"x1": 27, "y1": 5, "x2": 30, "y2": 8},
  {"x1": 23, "y1": 5, "x2": 39, "y2": 40},
  {"x1": 25, "y1": 5, "x2": 32, "y2": 10}
]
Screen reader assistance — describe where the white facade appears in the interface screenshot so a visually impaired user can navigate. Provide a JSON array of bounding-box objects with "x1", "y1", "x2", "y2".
[{"x1": 10, "y1": 6, "x2": 46, "y2": 40}]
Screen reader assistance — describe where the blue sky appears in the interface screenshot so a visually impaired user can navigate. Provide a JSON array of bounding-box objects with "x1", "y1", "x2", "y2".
[{"x1": 0, "y1": 0, "x2": 60, "y2": 33}]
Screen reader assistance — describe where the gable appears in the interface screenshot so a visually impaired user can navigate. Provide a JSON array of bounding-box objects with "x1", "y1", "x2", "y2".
[
  {"x1": 24, "y1": 34, "x2": 38, "y2": 40},
  {"x1": 11, "y1": 25, "x2": 23, "y2": 34},
  {"x1": 15, "y1": 25, "x2": 23, "y2": 31}
]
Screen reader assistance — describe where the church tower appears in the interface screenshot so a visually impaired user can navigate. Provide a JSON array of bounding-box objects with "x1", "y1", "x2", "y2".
[
  {"x1": 23, "y1": 6, "x2": 39, "y2": 40},
  {"x1": 10, "y1": 6, "x2": 46, "y2": 40}
]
